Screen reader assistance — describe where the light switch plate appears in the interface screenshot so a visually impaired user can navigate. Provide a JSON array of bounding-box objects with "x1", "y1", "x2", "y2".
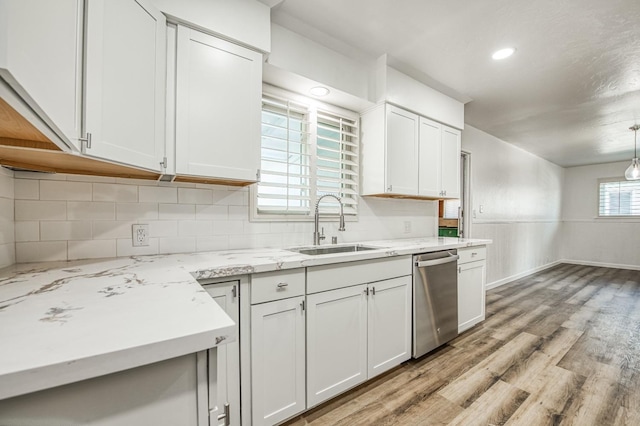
[{"x1": 132, "y1": 224, "x2": 149, "y2": 247}]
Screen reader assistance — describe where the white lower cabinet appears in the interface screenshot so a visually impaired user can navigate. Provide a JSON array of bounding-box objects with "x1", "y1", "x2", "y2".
[
  {"x1": 306, "y1": 284, "x2": 369, "y2": 407},
  {"x1": 457, "y1": 247, "x2": 487, "y2": 332},
  {"x1": 246, "y1": 258, "x2": 413, "y2": 423},
  {"x1": 367, "y1": 276, "x2": 412, "y2": 378},
  {"x1": 307, "y1": 276, "x2": 412, "y2": 408},
  {"x1": 203, "y1": 281, "x2": 240, "y2": 426},
  {"x1": 249, "y1": 269, "x2": 306, "y2": 426}
]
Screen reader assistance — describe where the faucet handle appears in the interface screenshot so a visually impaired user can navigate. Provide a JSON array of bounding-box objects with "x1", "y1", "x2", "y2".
[{"x1": 318, "y1": 227, "x2": 325, "y2": 242}]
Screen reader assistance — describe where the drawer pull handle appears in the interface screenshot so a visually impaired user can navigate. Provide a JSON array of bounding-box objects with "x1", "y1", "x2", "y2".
[
  {"x1": 276, "y1": 283, "x2": 288, "y2": 290},
  {"x1": 471, "y1": 252, "x2": 478, "y2": 256}
]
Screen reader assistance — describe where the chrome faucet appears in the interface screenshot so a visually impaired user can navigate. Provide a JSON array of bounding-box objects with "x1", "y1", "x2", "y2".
[{"x1": 314, "y1": 194, "x2": 346, "y2": 245}]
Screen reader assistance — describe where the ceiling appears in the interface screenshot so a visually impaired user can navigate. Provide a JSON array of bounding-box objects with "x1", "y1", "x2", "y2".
[{"x1": 263, "y1": 0, "x2": 640, "y2": 167}]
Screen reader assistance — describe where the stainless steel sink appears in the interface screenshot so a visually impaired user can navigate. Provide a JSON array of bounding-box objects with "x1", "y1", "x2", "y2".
[{"x1": 288, "y1": 244, "x2": 385, "y2": 256}]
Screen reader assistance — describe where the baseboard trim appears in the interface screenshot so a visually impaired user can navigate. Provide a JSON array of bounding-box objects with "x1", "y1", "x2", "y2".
[
  {"x1": 560, "y1": 259, "x2": 640, "y2": 271},
  {"x1": 486, "y1": 261, "x2": 562, "y2": 290}
]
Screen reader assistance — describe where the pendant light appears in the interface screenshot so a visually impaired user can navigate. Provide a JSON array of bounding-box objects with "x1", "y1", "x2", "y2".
[{"x1": 625, "y1": 125, "x2": 640, "y2": 181}]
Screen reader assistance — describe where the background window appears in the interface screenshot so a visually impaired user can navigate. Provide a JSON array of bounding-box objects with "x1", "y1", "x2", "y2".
[{"x1": 598, "y1": 179, "x2": 640, "y2": 216}]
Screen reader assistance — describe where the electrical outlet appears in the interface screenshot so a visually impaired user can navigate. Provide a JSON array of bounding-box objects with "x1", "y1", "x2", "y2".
[
  {"x1": 132, "y1": 224, "x2": 149, "y2": 247},
  {"x1": 404, "y1": 221, "x2": 412, "y2": 234}
]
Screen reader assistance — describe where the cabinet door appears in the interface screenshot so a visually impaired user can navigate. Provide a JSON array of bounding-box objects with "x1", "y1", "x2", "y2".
[
  {"x1": 84, "y1": 0, "x2": 166, "y2": 171},
  {"x1": 204, "y1": 281, "x2": 240, "y2": 426},
  {"x1": 440, "y1": 125, "x2": 461, "y2": 198},
  {"x1": 251, "y1": 296, "x2": 306, "y2": 426},
  {"x1": 418, "y1": 117, "x2": 441, "y2": 198},
  {"x1": 307, "y1": 285, "x2": 368, "y2": 407},
  {"x1": 458, "y1": 260, "x2": 486, "y2": 332},
  {"x1": 175, "y1": 26, "x2": 261, "y2": 182},
  {"x1": 385, "y1": 105, "x2": 419, "y2": 195},
  {"x1": 367, "y1": 276, "x2": 412, "y2": 378},
  {"x1": 0, "y1": 0, "x2": 83, "y2": 149}
]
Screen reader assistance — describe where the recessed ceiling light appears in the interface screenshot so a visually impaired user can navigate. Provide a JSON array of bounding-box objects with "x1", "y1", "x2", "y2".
[
  {"x1": 309, "y1": 86, "x2": 330, "y2": 97},
  {"x1": 492, "y1": 47, "x2": 516, "y2": 60}
]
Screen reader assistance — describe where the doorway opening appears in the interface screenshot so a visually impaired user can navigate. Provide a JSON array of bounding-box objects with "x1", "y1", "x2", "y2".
[{"x1": 437, "y1": 151, "x2": 471, "y2": 238}]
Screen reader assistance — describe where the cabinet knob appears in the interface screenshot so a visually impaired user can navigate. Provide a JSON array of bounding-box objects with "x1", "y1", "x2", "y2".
[{"x1": 387, "y1": 185, "x2": 393, "y2": 192}]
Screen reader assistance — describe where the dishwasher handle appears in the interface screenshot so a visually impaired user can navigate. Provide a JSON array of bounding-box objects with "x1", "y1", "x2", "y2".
[{"x1": 415, "y1": 254, "x2": 459, "y2": 268}]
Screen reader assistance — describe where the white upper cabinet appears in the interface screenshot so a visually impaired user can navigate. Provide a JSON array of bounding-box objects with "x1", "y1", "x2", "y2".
[
  {"x1": 172, "y1": 25, "x2": 262, "y2": 183},
  {"x1": 440, "y1": 126, "x2": 461, "y2": 198},
  {"x1": 0, "y1": 0, "x2": 83, "y2": 149},
  {"x1": 386, "y1": 105, "x2": 419, "y2": 195},
  {"x1": 84, "y1": 0, "x2": 166, "y2": 172},
  {"x1": 417, "y1": 117, "x2": 442, "y2": 198},
  {"x1": 418, "y1": 117, "x2": 461, "y2": 199},
  {"x1": 362, "y1": 103, "x2": 460, "y2": 199},
  {"x1": 361, "y1": 103, "x2": 418, "y2": 196}
]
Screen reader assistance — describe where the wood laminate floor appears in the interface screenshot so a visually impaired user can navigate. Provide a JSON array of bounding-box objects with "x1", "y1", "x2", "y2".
[{"x1": 283, "y1": 263, "x2": 640, "y2": 426}]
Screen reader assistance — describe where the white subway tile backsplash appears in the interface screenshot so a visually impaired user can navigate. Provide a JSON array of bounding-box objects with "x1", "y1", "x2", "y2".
[
  {"x1": 16, "y1": 200, "x2": 66, "y2": 221},
  {"x1": 68, "y1": 240, "x2": 116, "y2": 260},
  {"x1": 196, "y1": 205, "x2": 227, "y2": 220},
  {"x1": 139, "y1": 186, "x2": 177, "y2": 203},
  {"x1": 15, "y1": 221, "x2": 39, "y2": 242},
  {"x1": 14, "y1": 171, "x2": 66, "y2": 181},
  {"x1": 149, "y1": 220, "x2": 178, "y2": 238},
  {"x1": 117, "y1": 203, "x2": 158, "y2": 221},
  {"x1": 40, "y1": 180, "x2": 92, "y2": 201},
  {"x1": 0, "y1": 197, "x2": 13, "y2": 221},
  {"x1": 178, "y1": 220, "x2": 213, "y2": 237},
  {"x1": 243, "y1": 221, "x2": 271, "y2": 234},
  {"x1": 212, "y1": 189, "x2": 248, "y2": 206},
  {"x1": 11, "y1": 172, "x2": 437, "y2": 264},
  {"x1": 14, "y1": 179, "x2": 39, "y2": 200},
  {"x1": 0, "y1": 243, "x2": 15, "y2": 269},
  {"x1": 16, "y1": 241, "x2": 67, "y2": 263},
  {"x1": 212, "y1": 220, "x2": 243, "y2": 235},
  {"x1": 92, "y1": 221, "x2": 134, "y2": 239},
  {"x1": 40, "y1": 221, "x2": 92, "y2": 241},
  {"x1": 93, "y1": 183, "x2": 138, "y2": 202},
  {"x1": 159, "y1": 237, "x2": 196, "y2": 254},
  {"x1": 66, "y1": 174, "x2": 116, "y2": 183},
  {"x1": 0, "y1": 172, "x2": 14, "y2": 199},
  {"x1": 116, "y1": 238, "x2": 159, "y2": 257},
  {"x1": 196, "y1": 236, "x2": 229, "y2": 252},
  {"x1": 228, "y1": 205, "x2": 248, "y2": 220},
  {"x1": 115, "y1": 177, "x2": 159, "y2": 186},
  {"x1": 178, "y1": 188, "x2": 213, "y2": 205},
  {"x1": 159, "y1": 204, "x2": 195, "y2": 220},
  {"x1": 68, "y1": 202, "x2": 115, "y2": 220}
]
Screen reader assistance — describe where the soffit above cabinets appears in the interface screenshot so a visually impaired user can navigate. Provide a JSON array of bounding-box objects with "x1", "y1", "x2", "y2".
[{"x1": 266, "y1": 0, "x2": 640, "y2": 167}]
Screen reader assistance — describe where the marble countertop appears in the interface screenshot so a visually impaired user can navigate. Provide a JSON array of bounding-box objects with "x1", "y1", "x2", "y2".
[{"x1": 0, "y1": 236, "x2": 489, "y2": 400}]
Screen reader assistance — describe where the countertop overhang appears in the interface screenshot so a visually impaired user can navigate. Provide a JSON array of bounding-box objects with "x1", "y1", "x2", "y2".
[{"x1": 0, "y1": 236, "x2": 490, "y2": 400}]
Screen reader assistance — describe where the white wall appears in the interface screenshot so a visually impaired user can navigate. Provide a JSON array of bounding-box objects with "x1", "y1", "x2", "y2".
[
  {"x1": 562, "y1": 161, "x2": 640, "y2": 269},
  {"x1": 462, "y1": 125, "x2": 564, "y2": 287},
  {"x1": 12, "y1": 172, "x2": 436, "y2": 263},
  {"x1": 0, "y1": 167, "x2": 15, "y2": 268}
]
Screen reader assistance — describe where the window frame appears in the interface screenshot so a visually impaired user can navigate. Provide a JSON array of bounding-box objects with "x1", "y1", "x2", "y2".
[
  {"x1": 250, "y1": 85, "x2": 360, "y2": 222},
  {"x1": 596, "y1": 176, "x2": 640, "y2": 219}
]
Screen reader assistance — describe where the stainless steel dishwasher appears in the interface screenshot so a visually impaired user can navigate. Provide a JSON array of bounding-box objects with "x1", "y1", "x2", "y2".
[{"x1": 413, "y1": 250, "x2": 459, "y2": 358}]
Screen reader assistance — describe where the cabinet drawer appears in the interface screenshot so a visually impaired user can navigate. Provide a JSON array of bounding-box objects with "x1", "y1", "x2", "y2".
[
  {"x1": 251, "y1": 269, "x2": 305, "y2": 304},
  {"x1": 307, "y1": 256, "x2": 412, "y2": 294},
  {"x1": 458, "y1": 246, "x2": 486, "y2": 264}
]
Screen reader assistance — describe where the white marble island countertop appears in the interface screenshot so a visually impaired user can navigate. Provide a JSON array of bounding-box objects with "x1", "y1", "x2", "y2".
[
  {"x1": 0, "y1": 256, "x2": 235, "y2": 401},
  {"x1": 0, "y1": 236, "x2": 490, "y2": 401}
]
